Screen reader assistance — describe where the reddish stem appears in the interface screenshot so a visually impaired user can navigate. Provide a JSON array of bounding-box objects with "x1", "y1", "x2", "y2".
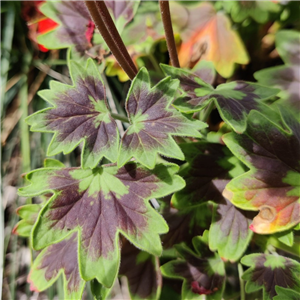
[
  {"x1": 159, "y1": 1, "x2": 180, "y2": 68},
  {"x1": 85, "y1": 1, "x2": 137, "y2": 80},
  {"x1": 95, "y1": 1, "x2": 137, "y2": 76}
]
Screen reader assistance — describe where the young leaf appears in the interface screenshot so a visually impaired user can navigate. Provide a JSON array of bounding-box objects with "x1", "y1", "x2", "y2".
[
  {"x1": 160, "y1": 64, "x2": 214, "y2": 113},
  {"x1": 209, "y1": 198, "x2": 254, "y2": 262},
  {"x1": 26, "y1": 59, "x2": 119, "y2": 169},
  {"x1": 274, "y1": 230, "x2": 294, "y2": 247},
  {"x1": 118, "y1": 68, "x2": 206, "y2": 169},
  {"x1": 28, "y1": 232, "x2": 85, "y2": 300},
  {"x1": 223, "y1": 111, "x2": 300, "y2": 234},
  {"x1": 106, "y1": 1, "x2": 140, "y2": 32},
  {"x1": 241, "y1": 253, "x2": 300, "y2": 300},
  {"x1": 12, "y1": 204, "x2": 41, "y2": 237},
  {"x1": 119, "y1": 240, "x2": 162, "y2": 300},
  {"x1": 161, "y1": 65, "x2": 279, "y2": 133},
  {"x1": 171, "y1": 142, "x2": 235, "y2": 209},
  {"x1": 19, "y1": 162, "x2": 185, "y2": 287},
  {"x1": 170, "y1": 2, "x2": 249, "y2": 78},
  {"x1": 161, "y1": 244, "x2": 225, "y2": 300},
  {"x1": 255, "y1": 30, "x2": 300, "y2": 110}
]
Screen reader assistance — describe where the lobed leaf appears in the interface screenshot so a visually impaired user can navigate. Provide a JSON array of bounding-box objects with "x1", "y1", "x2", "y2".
[
  {"x1": 37, "y1": 1, "x2": 141, "y2": 57},
  {"x1": 27, "y1": 59, "x2": 119, "y2": 169},
  {"x1": 161, "y1": 65, "x2": 279, "y2": 133},
  {"x1": 118, "y1": 68, "x2": 206, "y2": 169},
  {"x1": 241, "y1": 253, "x2": 300, "y2": 300},
  {"x1": 209, "y1": 198, "x2": 254, "y2": 262},
  {"x1": 161, "y1": 243, "x2": 225, "y2": 300},
  {"x1": 169, "y1": 141, "x2": 252, "y2": 261},
  {"x1": 19, "y1": 162, "x2": 185, "y2": 287},
  {"x1": 223, "y1": 111, "x2": 300, "y2": 234},
  {"x1": 37, "y1": 1, "x2": 94, "y2": 55},
  {"x1": 160, "y1": 64, "x2": 214, "y2": 113},
  {"x1": 28, "y1": 232, "x2": 85, "y2": 300}
]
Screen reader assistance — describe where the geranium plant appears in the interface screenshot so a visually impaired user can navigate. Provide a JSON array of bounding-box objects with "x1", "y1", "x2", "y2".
[{"x1": 14, "y1": 1, "x2": 300, "y2": 299}]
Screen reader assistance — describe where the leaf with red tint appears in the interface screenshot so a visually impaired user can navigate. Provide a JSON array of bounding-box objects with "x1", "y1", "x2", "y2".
[
  {"x1": 19, "y1": 162, "x2": 184, "y2": 287},
  {"x1": 167, "y1": 141, "x2": 252, "y2": 261},
  {"x1": 170, "y1": 2, "x2": 249, "y2": 78},
  {"x1": 26, "y1": 59, "x2": 119, "y2": 169},
  {"x1": 118, "y1": 68, "x2": 206, "y2": 169},
  {"x1": 161, "y1": 64, "x2": 279, "y2": 133},
  {"x1": 119, "y1": 240, "x2": 162, "y2": 300},
  {"x1": 255, "y1": 30, "x2": 300, "y2": 110},
  {"x1": 37, "y1": 1, "x2": 94, "y2": 55},
  {"x1": 241, "y1": 253, "x2": 300, "y2": 300},
  {"x1": 28, "y1": 233, "x2": 85, "y2": 299},
  {"x1": 223, "y1": 110, "x2": 300, "y2": 234},
  {"x1": 36, "y1": 1, "x2": 140, "y2": 55},
  {"x1": 161, "y1": 242, "x2": 225, "y2": 300}
]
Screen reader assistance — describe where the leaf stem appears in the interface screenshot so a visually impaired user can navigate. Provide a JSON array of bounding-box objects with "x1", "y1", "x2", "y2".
[
  {"x1": 201, "y1": 101, "x2": 214, "y2": 122},
  {"x1": 268, "y1": 237, "x2": 300, "y2": 258},
  {"x1": 111, "y1": 113, "x2": 129, "y2": 123},
  {"x1": 95, "y1": 1, "x2": 137, "y2": 75},
  {"x1": 238, "y1": 263, "x2": 245, "y2": 300},
  {"x1": 85, "y1": 1, "x2": 137, "y2": 80},
  {"x1": 159, "y1": 1, "x2": 180, "y2": 68},
  {"x1": 148, "y1": 53, "x2": 163, "y2": 74}
]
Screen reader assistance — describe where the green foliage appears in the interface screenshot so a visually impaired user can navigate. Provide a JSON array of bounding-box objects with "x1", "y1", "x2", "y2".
[
  {"x1": 242, "y1": 253, "x2": 300, "y2": 300},
  {"x1": 118, "y1": 67, "x2": 206, "y2": 169},
  {"x1": 223, "y1": 111, "x2": 300, "y2": 234}
]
